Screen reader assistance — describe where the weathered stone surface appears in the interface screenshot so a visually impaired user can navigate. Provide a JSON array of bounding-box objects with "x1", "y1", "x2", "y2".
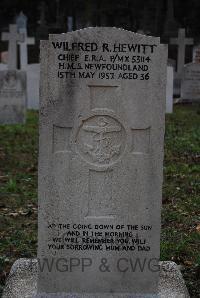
[
  {"x1": 181, "y1": 63, "x2": 200, "y2": 102},
  {"x1": 37, "y1": 27, "x2": 167, "y2": 296},
  {"x1": 0, "y1": 70, "x2": 27, "y2": 124},
  {"x1": 2, "y1": 259, "x2": 190, "y2": 298},
  {"x1": 2, "y1": 259, "x2": 37, "y2": 298},
  {"x1": 166, "y1": 66, "x2": 173, "y2": 113}
]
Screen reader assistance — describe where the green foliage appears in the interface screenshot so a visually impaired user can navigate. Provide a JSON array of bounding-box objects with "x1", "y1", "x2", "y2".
[
  {"x1": 0, "y1": 111, "x2": 38, "y2": 296},
  {"x1": 162, "y1": 104, "x2": 200, "y2": 297}
]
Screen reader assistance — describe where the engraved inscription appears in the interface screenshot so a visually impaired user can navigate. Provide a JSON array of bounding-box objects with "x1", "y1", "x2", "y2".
[{"x1": 76, "y1": 115, "x2": 126, "y2": 166}]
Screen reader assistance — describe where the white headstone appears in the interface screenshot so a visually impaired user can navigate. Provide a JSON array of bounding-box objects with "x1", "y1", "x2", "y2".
[
  {"x1": 0, "y1": 63, "x2": 7, "y2": 71},
  {"x1": 27, "y1": 63, "x2": 40, "y2": 109},
  {"x1": 170, "y1": 28, "x2": 194, "y2": 77},
  {"x1": 167, "y1": 58, "x2": 176, "y2": 69},
  {"x1": 166, "y1": 66, "x2": 174, "y2": 113},
  {"x1": 1, "y1": 24, "x2": 24, "y2": 70},
  {"x1": 0, "y1": 70, "x2": 27, "y2": 124},
  {"x1": 181, "y1": 62, "x2": 200, "y2": 102},
  {"x1": 16, "y1": 12, "x2": 35, "y2": 70},
  {"x1": 192, "y1": 45, "x2": 200, "y2": 64},
  {"x1": 36, "y1": 28, "x2": 167, "y2": 297}
]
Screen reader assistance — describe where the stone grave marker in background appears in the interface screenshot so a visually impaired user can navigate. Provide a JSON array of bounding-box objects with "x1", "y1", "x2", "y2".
[
  {"x1": 16, "y1": 10, "x2": 27, "y2": 29},
  {"x1": 0, "y1": 25, "x2": 27, "y2": 124},
  {"x1": 16, "y1": 12, "x2": 38, "y2": 109},
  {"x1": 181, "y1": 63, "x2": 200, "y2": 102},
  {"x1": 16, "y1": 11, "x2": 35, "y2": 70},
  {"x1": 0, "y1": 70, "x2": 26, "y2": 124},
  {"x1": 170, "y1": 28, "x2": 194, "y2": 96},
  {"x1": 166, "y1": 65, "x2": 174, "y2": 113},
  {"x1": 167, "y1": 58, "x2": 176, "y2": 69},
  {"x1": 170, "y1": 28, "x2": 194, "y2": 77},
  {"x1": 193, "y1": 45, "x2": 200, "y2": 63},
  {"x1": 1, "y1": 24, "x2": 24, "y2": 70},
  {"x1": 181, "y1": 43, "x2": 200, "y2": 102},
  {"x1": 27, "y1": 63, "x2": 40, "y2": 109}
]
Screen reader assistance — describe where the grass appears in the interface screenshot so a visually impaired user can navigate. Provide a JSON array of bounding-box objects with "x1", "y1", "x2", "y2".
[
  {"x1": 161, "y1": 104, "x2": 200, "y2": 297},
  {"x1": 0, "y1": 105, "x2": 200, "y2": 297},
  {"x1": 0, "y1": 111, "x2": 38, "y2": 296}
]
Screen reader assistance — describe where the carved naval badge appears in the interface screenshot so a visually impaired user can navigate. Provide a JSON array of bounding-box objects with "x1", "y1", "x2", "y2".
[{"x1": 76, "y1": 115, "x2": 126, "y2": 166}]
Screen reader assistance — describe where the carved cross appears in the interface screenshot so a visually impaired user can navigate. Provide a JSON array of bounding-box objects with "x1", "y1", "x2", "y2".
[{"x1": 53, "y1": 85, "x2": 150, "y2": 219}]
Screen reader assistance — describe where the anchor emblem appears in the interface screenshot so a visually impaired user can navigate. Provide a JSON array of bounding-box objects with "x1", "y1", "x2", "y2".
[{"x1": 82, "y1": 116, "x2": 122, "y2": 163}]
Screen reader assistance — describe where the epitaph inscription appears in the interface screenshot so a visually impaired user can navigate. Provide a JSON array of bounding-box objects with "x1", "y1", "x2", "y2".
[{"x1": 38, "y1": 28, "x2": 167, "y2": 296}]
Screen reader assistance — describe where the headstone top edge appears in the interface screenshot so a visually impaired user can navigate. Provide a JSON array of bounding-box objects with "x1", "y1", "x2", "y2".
[
  {"x1": 0, "y1": 69, "x2": 26, "y2": 74},
  {"x1": 184, "y1": 62, "x2": 196, "y2": 67},
  {"x1": 9, "y1": 24, "x2": 18, "y2": 28},
  {"x1": 47, "y1": 26, "x2": 161, "y2": 42}
]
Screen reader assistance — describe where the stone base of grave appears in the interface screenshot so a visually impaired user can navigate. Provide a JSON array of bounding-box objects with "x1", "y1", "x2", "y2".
[{"x1": 2, "y1": 259, "x2": 190, "y2": 298}]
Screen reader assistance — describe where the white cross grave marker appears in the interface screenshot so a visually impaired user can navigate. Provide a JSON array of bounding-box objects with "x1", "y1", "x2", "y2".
[
  {"x1": 18, "y1": 29, "x2": 35, "y2": 70},
  {"x1": 1, "y1": 24, "x2": 24, "y2": 70},
  {"x1": 16, "y1": 12, "x2": 35, "y2": 70},
  {"x1": 170, "y1": 28, "x2": 194, "y2": 77}
]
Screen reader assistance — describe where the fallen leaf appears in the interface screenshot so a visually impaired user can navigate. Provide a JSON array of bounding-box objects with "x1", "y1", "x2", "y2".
[
  {"x1": 0, "y1": 176, "x2": 8, "y2": 182},
  {"x1": 8, "y1": 212, "x2": 18, "y2": 217},
  {"x1": 184, "y1": 260, "x2": 193, "y2": 266}
]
